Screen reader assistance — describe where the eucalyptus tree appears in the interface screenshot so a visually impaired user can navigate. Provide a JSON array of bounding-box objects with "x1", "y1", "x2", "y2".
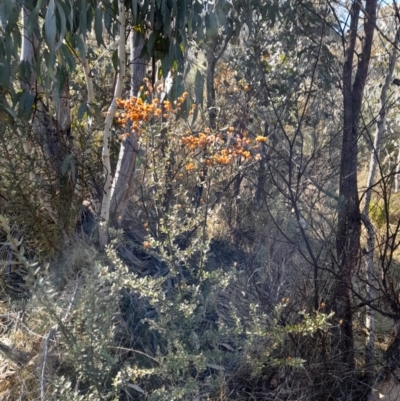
[{"x1": 0, "y1": 0, "x2": 278, "y2": 246}]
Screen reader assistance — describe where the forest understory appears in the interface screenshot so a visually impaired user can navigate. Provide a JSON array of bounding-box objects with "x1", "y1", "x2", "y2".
[{"x1": 2, "y1": 0, "x2": 400, "y2": 400}]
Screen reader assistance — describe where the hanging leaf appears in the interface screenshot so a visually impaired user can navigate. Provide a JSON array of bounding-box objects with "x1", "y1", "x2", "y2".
[
  {"x1": 94, "y1": 6, "x2": 104, "y2": 46},
  {"x1": 161, "y1": 1, "x2": 171, "y2": 36},
  {"x1": 60, "y1": 43, "x2": 76, "y2": 71},
  {"x1": 44, "y1": 0, "x2": 57, "y2": 50},
  {"x1": 57, "y1": 0, "x2": 72, "y2": 30},
  {"x1": 26, "y1": 5, "x2": 40, "y2": 37},
  {"x1": 55, "y1": 1, "x2": 66, "y2": 51},
  {"x1": 0, "y1": 62, "x2": 10, "y2": 88},
  {"x1": 161, "y1": 53, "x2": 170, "y2": 78},
  {"x1": 18, "y1": 90, "x2": 35, "y2": 118},
  {"x1": 67, "y1": 32, "x2": 86, "y2": 61},
  {"x1": 147, "y1": 31, "x2": 158, "y2": 55},
  {"x1": 132, "y1": 0, "x2": 138, "y2": 25},
  {"x1": 112, "y1": 49, "x2": 118, "y2": 72},
  {"x1": 176, "y1": 0, "x2": 187, "y2": 30},
  {"x1": 61, "y1": 154, "x2": 73, "y2": 175},
  {"x1": 205, "y1": 12, "x2": 218, "y2": 39}
]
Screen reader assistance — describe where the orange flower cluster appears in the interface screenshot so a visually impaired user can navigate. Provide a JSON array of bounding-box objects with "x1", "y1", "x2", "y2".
[
  {"x1": 181, "y1": 133, "x2": 217, "y2": 150},
  {"x1": 256, "y1": 135, "x2": 267, "y2": 143},
  {"x1": 181, "y1": 129, "x2": 267, "y2": 168},
  {"x1": 115, "y1": 91, "x2": 191, "y2": 134},
  {"x1": 115, "y1": 97, "x2": 162, "y2": 133}
]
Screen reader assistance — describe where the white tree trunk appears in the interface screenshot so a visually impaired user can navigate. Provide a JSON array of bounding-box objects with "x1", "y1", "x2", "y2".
[
  {"x1": 362, "y1": 26, "x2": 400, "y2": 367},
  {"x1": 99, "y1": 0, "x2": 126, "y2": 247},
  {"x1": 109, "y1": 32, "x2": 145, "y2": 225},
  {"x1": 364, "y1": 28, "x2": 400, "y2": 211}
]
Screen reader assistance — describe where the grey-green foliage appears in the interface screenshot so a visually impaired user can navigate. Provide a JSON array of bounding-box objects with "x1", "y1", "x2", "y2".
[
  {"x1": 0, "y1": 0, "x2": 279, "y2": 116},
  {"x1": 0, "y1": 214, "x2": 333, "y2": 400}
]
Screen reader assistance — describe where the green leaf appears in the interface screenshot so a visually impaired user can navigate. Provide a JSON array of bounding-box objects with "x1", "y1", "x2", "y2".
[
  {"x1": 94, "y1": 6, "x2": 104, "y2": 46},
  {"x1": 57, "y1": 0, "x2": 72, "y2": 30},
  {"x1": 18, "y1": 90, "x2": 35, "y2": 118},
  {"x1": 67, "y1": 32, "x2": 86, "y2": 61},
  {"x1": 147, "y1": 31, "x2": 158, "y2": 55},
  {"x1": 44, "y1": 0, "x2": 57, "y2": 50},
  {"x1": 161, "y1": 54, "x2": 170, "y2": 78},
  {"x1": 112, "y1": 49, "x2": 118, "y2": 72},
  {"x1": 61, "y1": 154, "x2": 73, "y2": 175},
  {"x1": 205, "y1": 12, "x2": 218, "y2": 39},
  {"x1": 104, "y1": 7, "x2": 112, "y2": 34},
  {"x1": 149, "y1": 0, "x2": 156, "y2": 27},
  {"x1": 0, "y1": 62, "x2": 10, "y2": 88},
  {"x1": 60, "y1": 43, "x2": 76, "y2": 71},
  {"x1": 55, "y1": 1, "x2": 66, "y2": 51},
  {"x1": 3, "y1": 0, "x2": 20, "y2": 34},
  {"x1": 216, "y1": 6, "x2": 227, "y2": 27},
  {"x1": 176, "y1": 0, "x2": 186, "y2": 30},
  {"x1": 79, "y1": 1, "x2": 88, "y2": 36},
  {"x1": 26, "y1": 5, "x2": 40, "y2": 37},
  {"x1": 161, "y1": 1, "x2": 171, "y2": 36},
  {"x1": 132, "y1": 0, "x2": 138, "y2": 25},
  {"x1": 17, "y1": 61, "x2": 31, "y2": 87}
]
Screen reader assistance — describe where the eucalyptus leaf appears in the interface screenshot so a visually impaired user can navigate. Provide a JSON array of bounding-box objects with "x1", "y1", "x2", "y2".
[
  {"x1": 94, "y1": 6, "x2": 105, "y2": 46},
  {"x1": 18, "y1": 90, "x2": 35, "y2": 118},
  {"x1": 55, "y1": 1, "x2": 66, "y2": 51},
  {"x1": 61, "y1": 154, "x2": 73, "y2": 175},
  {"x1": 112, "y1": 49, "x2": 119, "y2": 72},
  {"x1": 44, "y1": 0, "x2": 56, "y2": 50},
  {"x1": 0, "y1": 63, "x2": 10, "y2": 88}
]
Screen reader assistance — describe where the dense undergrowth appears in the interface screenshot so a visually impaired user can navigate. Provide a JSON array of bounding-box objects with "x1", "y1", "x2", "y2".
[{"x1": 0, "y1": 211, "x2": 335, "y2": 400}]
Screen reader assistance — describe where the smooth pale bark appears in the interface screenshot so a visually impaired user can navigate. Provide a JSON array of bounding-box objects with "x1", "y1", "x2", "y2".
[
  {"x1": 334, "y1": 0, "x2": 377, "y2": 378},
  {"x1": 109, "y1": 33, "x2": 145, "y2": 225},
  {"x1": 364, "y1": 27, "x2": 400, "y2": 210},
  {"x1": 362, "y1": 27, "x2": 400, "y2": 368},
  {"x1": 99, "y1": 0, "x2": 126, "y2": 247}
]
